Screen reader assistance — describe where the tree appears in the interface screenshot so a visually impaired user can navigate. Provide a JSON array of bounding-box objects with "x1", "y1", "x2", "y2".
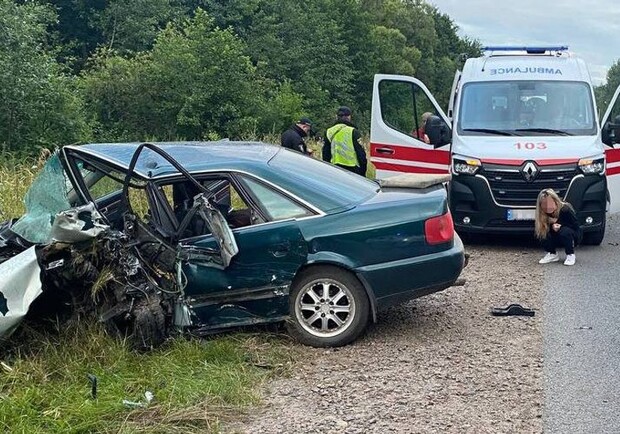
[
  {"x1": 0, "y1": 0, "x2": 90, "y2": 152},
  {"x1": 81, "y1": 10, "x2": 262, "y2": 141},
  {"x1": 5, "y1": 0, "x2": 482, "y2": 152},
  {"x1": 47, "y1": 0, "x2": 107, "y2": 72},
  {"x1": 93, "y1": 0, "x2": 187, "y2": 53},
  {"x1": 596, "y1": 60, "x2": 620, "y2": 113},
  {"x1": 203, "y1": 0, "x2": 356, "y2": 129}
]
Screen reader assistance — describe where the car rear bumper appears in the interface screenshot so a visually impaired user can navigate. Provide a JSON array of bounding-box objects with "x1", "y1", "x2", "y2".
[{"x1": 355, "y1": 234, "x2": 466, "y2": 310}]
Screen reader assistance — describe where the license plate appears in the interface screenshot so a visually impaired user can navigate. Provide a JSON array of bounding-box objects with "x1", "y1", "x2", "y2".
[{"x1": 506, "y1": 209, "x2": 535, "y2": 221}]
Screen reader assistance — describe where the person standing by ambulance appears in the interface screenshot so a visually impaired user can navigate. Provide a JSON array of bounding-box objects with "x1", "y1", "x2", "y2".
[{"x1": 322, "y1": 106, "x2": 367, "y2": 176}]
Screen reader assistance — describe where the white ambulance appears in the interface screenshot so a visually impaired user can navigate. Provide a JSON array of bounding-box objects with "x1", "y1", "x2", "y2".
[{"x1": 371, "y1": 46, "x2": 620, "y2": 244}]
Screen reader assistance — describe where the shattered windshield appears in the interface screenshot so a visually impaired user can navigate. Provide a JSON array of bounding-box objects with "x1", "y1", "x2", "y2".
[
  {"x1": 11, "y1": 152, "x2": 72, "y2": 243},
  {"x1": 458, "y1": 81, "x2": 596, "y2": 136}
]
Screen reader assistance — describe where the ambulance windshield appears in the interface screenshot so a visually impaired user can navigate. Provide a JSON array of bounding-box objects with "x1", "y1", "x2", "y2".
[{"x1": 458, "y1": 81, "x2": 596, "y2": 136}]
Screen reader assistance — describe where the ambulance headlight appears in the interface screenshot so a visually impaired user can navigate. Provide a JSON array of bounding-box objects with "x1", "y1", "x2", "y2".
[
  {"x1": 578, "y1": 157, "x2": 605, "y2": 175},
  {"x1": 453, "y1": 157, "x2": 481, "y2": 175}
]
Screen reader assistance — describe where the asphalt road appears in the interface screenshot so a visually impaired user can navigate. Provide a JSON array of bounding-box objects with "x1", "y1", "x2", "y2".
[{"x1": 545, "y1": 214, "x2": 620, "y2": 433}]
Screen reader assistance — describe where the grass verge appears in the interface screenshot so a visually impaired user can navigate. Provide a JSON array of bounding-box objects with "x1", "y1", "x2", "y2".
[
  {"x1": 0, "y1": 152, "x2": 42, "y2": 220},
  {"x1": 0, "y1": 321, "x2": 298, "y2": 433}
]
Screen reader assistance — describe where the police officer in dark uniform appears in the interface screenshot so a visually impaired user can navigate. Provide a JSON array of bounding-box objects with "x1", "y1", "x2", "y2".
[
  {"x1": 322, "y1": 106, "x2": 367, "y2": 176},
  {"x1": 280, "y1": 118, "x2": 313, "y2": 155}
]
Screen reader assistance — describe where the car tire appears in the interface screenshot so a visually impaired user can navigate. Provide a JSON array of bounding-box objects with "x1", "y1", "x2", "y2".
[
  {"x1": 130, "y1": 296, "x2": 168, "y2": 351},
  {"x1": 102, "y1": 294, "x2": 168, "y2": 352},
  {"x1": 287, "y1": 266, "x2": 370, "y2": 347},
  {"x1": 582, "y1": 218, "x2": 606, "y2": 246}
]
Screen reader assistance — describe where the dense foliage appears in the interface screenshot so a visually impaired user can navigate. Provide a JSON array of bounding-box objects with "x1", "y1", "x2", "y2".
[
  {"x1": 595, "y1": 60, "x2": 620, "y2": 114},
  {"x1": 1, "y1": 0, "x2": 483, "y2": 152}
]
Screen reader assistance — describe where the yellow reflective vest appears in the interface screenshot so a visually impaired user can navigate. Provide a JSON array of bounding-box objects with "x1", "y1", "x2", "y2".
[{"x1": 326, "y1": 124, "x2": 358, "y2": 167}]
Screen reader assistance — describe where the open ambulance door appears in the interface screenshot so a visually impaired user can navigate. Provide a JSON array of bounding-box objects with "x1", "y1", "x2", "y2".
[
  {"x1": 370, "y1": 74, "x2": 452, "y2": 179},
  {"x1": 447, "y1": 70, "x2": 461, "y2": 120},
  {"x1": 601, "y1": 84, "x2": 620, "y2": 213}
]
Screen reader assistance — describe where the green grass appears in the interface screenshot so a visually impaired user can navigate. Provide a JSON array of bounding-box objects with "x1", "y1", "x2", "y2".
[
  {"x1": 0, "y1": 151, "x2": 42, "y2": 220},
  {"x1": 0, "y1": 322, "x2": 298, "y2": 433}
]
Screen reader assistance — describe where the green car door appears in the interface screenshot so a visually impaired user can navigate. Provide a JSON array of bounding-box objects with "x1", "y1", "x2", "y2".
[{"x1": 179, "y1": 173, "x2": 312, "y2": 329}]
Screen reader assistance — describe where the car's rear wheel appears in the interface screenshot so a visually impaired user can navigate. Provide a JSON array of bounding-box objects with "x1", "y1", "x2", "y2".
[{"x1": 287, "y1": 266, "x2": 369, "y2": 347}]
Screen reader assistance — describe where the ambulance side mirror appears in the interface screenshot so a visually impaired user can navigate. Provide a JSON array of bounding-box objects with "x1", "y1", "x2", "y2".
[
  {"x1": 603, "y1": 116, "x2": 620, "y2": 147},
  {"x1": 426, "y1": 115, "x2": 452, "y2": 148},
  {"x1": 602, "y1": 122, "x2": 612, "y2": 146}
]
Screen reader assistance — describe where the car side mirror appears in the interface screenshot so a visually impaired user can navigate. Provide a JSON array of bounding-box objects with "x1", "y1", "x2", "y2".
[{"x1": 425, "y1": 115, "x2": 452, "y2": 148}]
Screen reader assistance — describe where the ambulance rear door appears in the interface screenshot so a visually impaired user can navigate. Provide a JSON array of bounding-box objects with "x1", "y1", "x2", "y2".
[
  {"x1": 601, "y1": 84, "x2": 620, "y2": 213},
  {"x1": 370, "y1": 74, "x2": 452, "y2": 179}
]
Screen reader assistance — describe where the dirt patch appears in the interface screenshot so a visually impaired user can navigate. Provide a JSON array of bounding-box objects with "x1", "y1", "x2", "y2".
[{"x1": 225, "y1": 244, "x2": 544, "y2": 433}]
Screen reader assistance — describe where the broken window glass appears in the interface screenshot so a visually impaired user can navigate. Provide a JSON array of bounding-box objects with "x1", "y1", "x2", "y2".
[{"x1": 11, "y1": 152, "x2": 72, "y2": 243}]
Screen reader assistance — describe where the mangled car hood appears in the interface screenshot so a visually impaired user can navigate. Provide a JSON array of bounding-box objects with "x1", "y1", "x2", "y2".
[{"x1": 0, "y1": 143, "x2": 239, "y2": 348}]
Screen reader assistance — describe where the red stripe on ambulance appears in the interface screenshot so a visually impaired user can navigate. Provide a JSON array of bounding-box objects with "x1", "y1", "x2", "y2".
[
  {"x1": 373, "y1": 161, "x2": 448, "y2": 174},
  {"x1": 370, "y1": 143, "x2": 450, "y2": 165},
  {"x1": 605, "y1": 149, "x2": 620, "y2": 164}
]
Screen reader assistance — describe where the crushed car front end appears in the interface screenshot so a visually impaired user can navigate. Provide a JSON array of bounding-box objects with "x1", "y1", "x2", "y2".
[{"x1": 0, "y1": 144, "x2": 240, "y2": 349}]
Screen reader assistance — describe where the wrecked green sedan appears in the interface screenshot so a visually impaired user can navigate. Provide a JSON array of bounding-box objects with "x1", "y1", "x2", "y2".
[{"x1": 0, "y1": 142, "x2": 465, "y2": 348}]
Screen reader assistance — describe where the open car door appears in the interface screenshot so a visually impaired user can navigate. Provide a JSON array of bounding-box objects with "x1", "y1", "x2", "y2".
[
  {"x1": 601, "y1": 84, "x2": 620, "y2": 213},
  {"x1": 370, "y1": 74, "x2": 452, "y2": 179}
]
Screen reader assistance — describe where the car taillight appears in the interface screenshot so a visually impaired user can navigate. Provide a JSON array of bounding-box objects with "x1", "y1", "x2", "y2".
[{"x1": 424, "y1": 212, "x2": 454, "y2": 245}]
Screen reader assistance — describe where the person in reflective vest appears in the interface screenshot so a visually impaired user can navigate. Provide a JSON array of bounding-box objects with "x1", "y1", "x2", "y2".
[{"x1": 322, "y1": 106, "x2": 367, "y2": 176}]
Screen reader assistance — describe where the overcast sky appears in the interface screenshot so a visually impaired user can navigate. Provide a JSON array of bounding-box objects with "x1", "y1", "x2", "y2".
[{"x1": 430, "y1": 0, "x2": 620, "y2": 85}]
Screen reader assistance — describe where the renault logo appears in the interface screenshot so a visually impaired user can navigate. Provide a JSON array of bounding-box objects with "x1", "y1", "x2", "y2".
[{"x1": 521, "y1": 161, "x2": 538, "y2": 182}]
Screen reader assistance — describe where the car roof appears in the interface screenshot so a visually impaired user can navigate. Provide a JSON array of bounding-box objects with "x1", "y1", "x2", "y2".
[
  {"x1": 67, "y1": 141, "x2": 280, "y2": 178},
  {"x1": 65, "y1": 141, "x2": 379, "y2": 214}
]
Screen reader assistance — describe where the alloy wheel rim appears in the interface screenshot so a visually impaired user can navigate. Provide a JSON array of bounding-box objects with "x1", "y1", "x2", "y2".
[{"x1": 295, "y1": 278, "x2": 355, "y2": 338}]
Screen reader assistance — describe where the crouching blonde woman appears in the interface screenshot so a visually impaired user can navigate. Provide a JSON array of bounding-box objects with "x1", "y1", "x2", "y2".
[{"x1": 535, "y1": 189, "x2": 582, "y2": 266}]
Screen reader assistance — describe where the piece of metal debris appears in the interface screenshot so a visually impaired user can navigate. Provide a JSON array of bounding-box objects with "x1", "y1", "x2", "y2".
[
  {"x1": 490, "y1": 303, "x2": 535, "y2": 317},
  {"x1": 122, "y1": 400, "x2": 145, "y2": 409},
  {"x1": 50, "y1": 202, "x2": 109, "y2": 243},
  {"x1": 87, "y1": 374, "x2": 98, "y2": 399},
  {"x1": 122, "y1": 391, "x2": 154, "y2": 409}
]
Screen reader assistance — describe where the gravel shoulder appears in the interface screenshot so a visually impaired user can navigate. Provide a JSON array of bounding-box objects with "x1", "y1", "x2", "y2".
[{"x1": 225, "y1": 243, "x2": 544, "y2": 434}]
